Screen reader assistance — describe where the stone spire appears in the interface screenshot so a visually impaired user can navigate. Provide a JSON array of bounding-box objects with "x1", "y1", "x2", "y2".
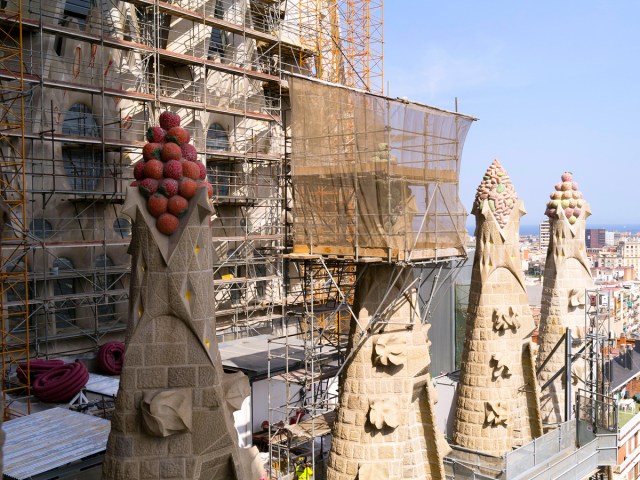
[
  {"x1": 103, "y1": 187, "x2": 262, "y2": 480},
  {"x1": 537, "y1": 172, "x2": 593, "y2": 425},
  {"x1": 453, "y1": 160, "x2": 542, "y2": 456},
  {"x1": 327, "y1": 265, "x2": 448, "y2": 480}
]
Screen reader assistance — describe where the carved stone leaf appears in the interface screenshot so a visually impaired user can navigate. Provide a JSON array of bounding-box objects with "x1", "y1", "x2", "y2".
[
  {"x1": 368, "y1": 398, "x2": 400, "y2": 430},
  {"x1": 141, "y1": 389, "x2": 192, "y2": 437},
  {"x1": 568, "y1": 288, "x2": 586, "y2": 308},
  {"x1": 490, "y1": 353, "x2": 511, "y2": 380},
  {"x1": 373, "y1": 334, "x2": 407, "y2": 366},
  {"x1": 484, "y1": 401, "x2": 508, "y2": 427},
  {"x1": 493, "y1": 306, "x2": 520, "y2": 332}
]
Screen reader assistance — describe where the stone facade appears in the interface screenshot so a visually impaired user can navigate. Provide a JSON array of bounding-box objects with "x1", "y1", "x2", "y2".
[
  {"x1": 327, "y1": 265, "x2": 448, "y2": 480},
  {"x1": 453, "y1": 161, "x2": 542, "y2": 456},
  {"x1": 103, "y1": 187, "x2": 262, "y2": 480},
  {"x1": 537, "y1": 173, "x2": 593, "y2": 425}
]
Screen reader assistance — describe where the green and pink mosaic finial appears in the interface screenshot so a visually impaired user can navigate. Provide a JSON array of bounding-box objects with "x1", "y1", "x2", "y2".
[
  {"x1": 545, "y1": 171, "x2": 585, "y2": 224},
  {"x1": 472, "y1": 159, "x2": 518, "y2": 228}
]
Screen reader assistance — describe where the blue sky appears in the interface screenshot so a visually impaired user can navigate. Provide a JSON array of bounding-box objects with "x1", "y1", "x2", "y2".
[{"x1": 384, "y1": 2, "x2": 640, "y2": 227}]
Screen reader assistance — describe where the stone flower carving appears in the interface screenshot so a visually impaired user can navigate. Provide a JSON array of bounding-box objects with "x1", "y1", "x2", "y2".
[
  {"x1": 373, "y1": 333, "x2": 407, "y2": 366},
  {"x1": 484, "y1": 401, "x2": 508, "y2": 427},
  {"x1": 141, "y1": 389, "x2": 192, "y2": 437},
  {"x1": 368, "y1": 398, "x2": 400, "y2": 430},
  {"x1": 358, "y1": 463, "x2": 389, "y2": 480},
  {"x1": 568, "y1": 288, "x2": 586, "y2": 309},
  {"x1": 493, "y1": 306, "x2": 520, "y2": 332},
  {"x1": 490, "y1": 353, "x2": 511, "y2": 380}
]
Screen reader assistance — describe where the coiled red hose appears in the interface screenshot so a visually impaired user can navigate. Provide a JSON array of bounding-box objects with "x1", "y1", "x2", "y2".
[
  {"x1": 16, "y1": 359, "x2": 65, "y2": 385},
  {"x1": 32, "y1": 360, "x2": 89, "y2": 403},
  {"x1": 97, "y1": 341, "x2": 125, "y2": 375}
]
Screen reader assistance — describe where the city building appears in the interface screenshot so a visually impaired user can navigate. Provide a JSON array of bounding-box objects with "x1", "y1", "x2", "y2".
[
  {"x1": 621, "y1": 238, "x2": 640, "y2": 281},
  {"x1": 586, "y1": 228, "x2": 607, "y2": 248},
  {"x1": 539, "y1": 218, "x2": 550, "y2": 251}
]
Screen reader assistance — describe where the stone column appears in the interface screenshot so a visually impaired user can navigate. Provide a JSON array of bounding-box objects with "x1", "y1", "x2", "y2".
[
  {"x1": 537, "y1": 172, "x2": 592, "y2": 426},
  {"x1": 327, "y1": 264, "x2": 449, "y2": 480},
  {"x1": 452, "y1": 160, "x2": 542, "y2": 456},
  {"x1": 103, "y1": 187, "x2": 262, "y2": 480}
]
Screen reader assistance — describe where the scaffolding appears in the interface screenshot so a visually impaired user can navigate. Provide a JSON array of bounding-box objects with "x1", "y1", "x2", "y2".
[
  {"x1": 0, "y1": 0, "x2": 387, "y2": 419},
  {"x1": 0, "y1": 0, "x2": 30, "y2": 418},
  {"x1": 295, "y1": 0, "x2": 384, "y2": 93},
  {"x1": 583, "y1": 290, "x2": 616, "y2": 414},
  {"x1": 266, "y1": 76, "x2": 475, "y2": 478},
  {"x1": 267, "y1": 256, "x2": 356, "y2": 478}
]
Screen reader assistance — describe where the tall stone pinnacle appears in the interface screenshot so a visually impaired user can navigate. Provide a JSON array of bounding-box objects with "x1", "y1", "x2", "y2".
[
  {"x1": 453, "y1": 160, "x2": 542, "y2": 456},
  {"x1": 537, "y1": 171, "x2": 593, "y2": 425},
  {"x1": 327, "y1": 265, "x2": 448, "y2": 480},
  {"x1": 103, "y1": 187, "x2": 262, "y2": 480}
]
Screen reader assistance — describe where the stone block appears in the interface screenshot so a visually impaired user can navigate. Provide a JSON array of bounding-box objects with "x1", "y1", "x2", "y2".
[
  {"x1": 160, "y1": 458, "x2": 185, "y2": 478},
  {"x1": 137, "y1": 367, "x2": 168, "y2": 389},
  {"x1": 197, "y1": 365, "x2": 217, "y2": 386},
  {"x1": 114, "y1": 436, "x2": 133, "y2": 457},
  {"x1": 168, "y1": 366, "x2": 197, "y2": 387},
  {"x1": 140, "y1": 460, "x2": 159, "y2": 479}
]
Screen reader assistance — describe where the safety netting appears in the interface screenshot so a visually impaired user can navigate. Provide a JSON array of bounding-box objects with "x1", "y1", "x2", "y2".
[{"x1": 289, "y1": 76, "x2": 475, "y2": 261}]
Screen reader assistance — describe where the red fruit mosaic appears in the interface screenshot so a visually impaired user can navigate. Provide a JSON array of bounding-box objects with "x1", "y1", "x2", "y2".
[
  {"x1": 178, "y1": 177, "x2": 197, "y2": 199},
  {"x1": 133, "y1": 160, "x2": 145, "y2": 180},
  {"x1": 181, "y1": 143, "x2": 198, "y2": 162},
  {"x1": 145, "y1": 126, "x2": 166, "y2": 143},
  {"x1": 182, "y1": 161, "x2": 200, "y2": 180},
  {"x1": 142, "y1": 142, "x2": 163, "y2": 161},
  {"x1": 158, "y1": 178, "x2": 179, "y2": 198},
  {"x1": 166, "y1": 126, "x2": 191, "y2": 146},
  {"x1": 159, "y1": 111, "x2": 180, "y2": 130},
  {"x1": 161, "y1": 143, "x2": 182, "y2": 162},
  {"x1": 167, "y1": 195, "x2": 189, "y2": 217},
  {"x1": 163, "y1": 160, "x2": 183, "y2": 180},
  {"x1": 147, "y1": 194, "x2": 168, "y2": 218},
  {"x1": 197, "y1": 161, "x2": 207, "y2": 180},
  {"x1": 135, "y1": 112, "x2": 214, "y2": 236}
]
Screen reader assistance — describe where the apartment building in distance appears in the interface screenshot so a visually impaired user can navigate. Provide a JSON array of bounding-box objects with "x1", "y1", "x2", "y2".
[
  {"x1": 539, "y1": 218, "x2": 550, "y2": 251},
  {"x1": 587, "y1": 228, "x2": 607, "y2": 248},
  {"x1": 621, "y1": 238, "x2": 640, "y2": 281}
]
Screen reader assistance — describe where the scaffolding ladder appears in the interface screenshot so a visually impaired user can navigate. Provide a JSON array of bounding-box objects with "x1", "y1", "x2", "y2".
[{"x1": 0, "y1": 0, "x2": 30, "y2": 419}]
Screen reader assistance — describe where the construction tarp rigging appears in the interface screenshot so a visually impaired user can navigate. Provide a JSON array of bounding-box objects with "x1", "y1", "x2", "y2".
[{"x1": 288, "y1": 76, "x2": 474, "y2": 261}]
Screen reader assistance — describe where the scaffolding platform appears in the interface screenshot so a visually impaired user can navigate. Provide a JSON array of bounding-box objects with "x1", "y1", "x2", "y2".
[
  {"x1": 85, "y1": 373, "x2": 120, "y2": 398},
  {"x1": 219, "y1": 333, "x2": 339, "y2": 381}
]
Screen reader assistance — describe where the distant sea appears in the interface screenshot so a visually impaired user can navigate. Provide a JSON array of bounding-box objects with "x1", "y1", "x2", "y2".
[{"x1": 466, "y1": 224, "x2": 640, "y2": 237}]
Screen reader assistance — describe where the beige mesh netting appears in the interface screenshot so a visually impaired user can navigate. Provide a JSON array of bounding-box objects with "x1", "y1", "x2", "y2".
[{"x1": 289, "y1": 76, "x2": 475, "y2": 261}]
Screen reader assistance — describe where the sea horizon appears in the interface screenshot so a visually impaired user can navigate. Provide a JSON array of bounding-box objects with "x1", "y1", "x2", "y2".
[{"x1": 466, "y1": 224, "x2": 640, "y2": 237}]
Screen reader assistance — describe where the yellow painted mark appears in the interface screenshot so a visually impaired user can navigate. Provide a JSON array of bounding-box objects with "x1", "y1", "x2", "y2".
[
  {"x1": 138, "y1": 306, "x2": 143, "y2": 317},
  {"x1": 195, "y1": 244, "x2": 200, "y2": 255},
  {"x1": 185, "y1": 290, "x2": 192, "y2": 302},
  {"x1": 205, "y1": 338, "x2": 210, "y2": 349}
]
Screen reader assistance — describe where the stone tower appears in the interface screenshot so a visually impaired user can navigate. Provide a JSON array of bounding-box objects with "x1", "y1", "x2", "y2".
[
  {"x1": 536, "y1": 172, "x2": 592, "y2": 426},
  {"x1": 452, "y1": 160, "x2": 542, "y2": 456},
  {"x1": 327, "y1": 265, "x2": 449, "y2": 480},
  {"x1": 103, "y1": 187, "x2": 262, "y2": 480}
]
